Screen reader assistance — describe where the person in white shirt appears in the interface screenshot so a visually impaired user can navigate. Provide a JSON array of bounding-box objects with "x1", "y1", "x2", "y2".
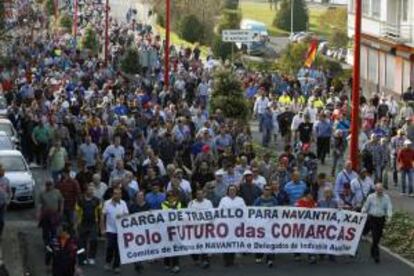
[
  {"x1": 254, "y1": 91, "x2": 270, "y2": 132},
  {"x1": 350, "y1": 169, "x2": 375, "y2": 210},
  {"x1": 218, "y1": 185, "x2": 246, "y2": 267},
  {"x1": 251, "y1": 167, "x2": 267, "y2": 190},
  {"x1": 291, "y1": 112, "x2": 304, "y2": 133},
  {"x1": 101, "y1": 188, "x2": 129, "y2": 273},
  {"x1": 188, "y1": 188, "x2": 213, "y2": 268},
  {"x1": 361, "y1": 183, "x2": 393, "y2": 263},
  {"x1": 91, "y1": 173, "x2": 108, "y2": 200}
]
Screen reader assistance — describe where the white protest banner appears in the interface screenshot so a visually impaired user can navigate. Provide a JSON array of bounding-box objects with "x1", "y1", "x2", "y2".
[
  {"x1": 222, "y1": 29, "x2": 255, "y2": 43},
  {"x1": 117, "y1": 207, "x2": 367, "y2": 264}
]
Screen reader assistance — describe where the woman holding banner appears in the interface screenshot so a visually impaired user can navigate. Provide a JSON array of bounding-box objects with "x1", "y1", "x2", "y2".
[{"x1": 218, "y1": 185, "x2": 246, "y2": 267}]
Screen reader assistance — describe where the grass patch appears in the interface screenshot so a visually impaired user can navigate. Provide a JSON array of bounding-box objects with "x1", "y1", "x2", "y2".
[
  {"x1": 155, "y1": 25, "x2": 210, "y2": 58},
  {"x1": 240, "y1": 1, "x2": 346, "y2": 38}
]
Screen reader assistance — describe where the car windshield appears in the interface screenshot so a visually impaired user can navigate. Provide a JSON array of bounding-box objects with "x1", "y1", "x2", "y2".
[
  {"x1": 0, "y1": 123, "x2": 13, "y2": 137},
  {"x1": 0, "y1": 98, "x2": 6, "y2": 109},
  {"x1": 0, "y1": 155, "x2": 27, "y2": 171},
  {"x1": 0, "y1": 137, "x2": 13, "y2": 150}
]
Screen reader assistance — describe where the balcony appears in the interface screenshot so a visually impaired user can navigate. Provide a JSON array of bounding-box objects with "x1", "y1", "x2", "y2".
[{"x1": 380, "y1": 23, "x2": 413, "y2": 43}]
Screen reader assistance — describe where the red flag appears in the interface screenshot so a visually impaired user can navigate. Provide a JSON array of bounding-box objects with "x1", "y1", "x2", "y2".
[{"x1": 304, "y1": 39, "x2": 319, "y2": 68}]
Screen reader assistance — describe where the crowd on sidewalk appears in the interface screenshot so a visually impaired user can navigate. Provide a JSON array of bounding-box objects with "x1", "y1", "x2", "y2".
[{"x1": 0, "y1": 0, "x2": 412, "y2": 275}]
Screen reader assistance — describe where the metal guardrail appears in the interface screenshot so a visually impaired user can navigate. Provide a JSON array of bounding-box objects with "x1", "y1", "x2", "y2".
[{"x1": 380, "y1": 22, "x2": 413, "y2": 43}]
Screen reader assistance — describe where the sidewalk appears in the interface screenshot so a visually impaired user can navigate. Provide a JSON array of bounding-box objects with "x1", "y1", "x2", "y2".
[{"x1": 249, "y1": 120, "x2": 414, "y2": 216}]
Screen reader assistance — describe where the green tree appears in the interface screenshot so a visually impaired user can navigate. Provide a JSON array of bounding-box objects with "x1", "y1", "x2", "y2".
[
  {"x1": 45, "y1": 0, "x2": 55, "y2": 16},
  {"x1": 210, "y1": 69, "x2": 249, "y2": 121},
  {"x1": 0, "y1": 0, "x2": 4, "y2": 32},
  {"x1": 277, "y1": 42, "x2": 309, "y2": 75},
  {"x1": 81, "y1": 27, "x2": 100, "y2": 54},
  {"x1": 177, "y1": 14, "x2": 205, "y2": 43},
  {"x1": 274, "y1": 0, "x2": 308, "y2": 32},
  {"x1": 217, "y1": 9, "x2": 242, "y2": 34},
  {"x1": 212, "y1": 34, "x2": 233, "y2": 60},
  {"x1": 329, "y1": 29, "x2": 349, "y2": 49},
  {"x1": 120, "y1": 47, "x2": 141, "y2": 75}
]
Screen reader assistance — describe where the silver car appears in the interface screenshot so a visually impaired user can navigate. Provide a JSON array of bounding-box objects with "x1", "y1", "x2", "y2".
[
  {"x1": 0, "y1": 118, "x2": 19, "y2": 146},
  {"x1": 0, "y1": 131, "x2": 15, "y2": 150},
  {"x1": 0, "y1": 150, "x2": 35, "y2": 205},
  {"x1": 0, "y1": 96, "x2": 7, "y2": 117}
]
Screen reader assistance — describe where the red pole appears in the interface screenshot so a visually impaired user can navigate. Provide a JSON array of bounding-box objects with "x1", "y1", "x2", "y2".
[
  {"x1": 104, "y1": 0, "x2": 109, "y2": 66},
  {"x1": 73, "y1": 0, "x2": 78, "y2": 39},
  {"x1": 164, "y1": 0, "x2": 171, "y2": 86},
  {"x1": 350, "y1": 0, "x2": 362, "y2": 170}
]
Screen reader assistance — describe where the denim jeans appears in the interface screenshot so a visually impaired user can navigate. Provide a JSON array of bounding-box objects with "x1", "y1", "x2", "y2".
[{"x1": 401, "y1": 169, "x2": 414, "y2": 194}]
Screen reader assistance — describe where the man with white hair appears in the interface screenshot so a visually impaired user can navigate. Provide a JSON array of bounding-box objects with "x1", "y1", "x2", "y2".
[
  {"x1": 91, "y1": 174, "x2": 108, "y2": 200},
  {"x1": 362, "y1": 183, "x2": 393, "y2": 263}
]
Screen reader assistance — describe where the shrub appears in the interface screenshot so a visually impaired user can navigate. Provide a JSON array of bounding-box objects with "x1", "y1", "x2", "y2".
[
  {"x1": 120, "y1": 47, "x2": 141, "y2": 75},
  {"x1": 383, "y1": 212, "x2": 414, "y2": 262},
  {"x1": 217, "y1": 9, "x2": 242, "y2": 34},
  {"x1": 276, "y1": 42, "x2": 309, "y2": 75},
  {"x1": 157, "y1": 13, "x2": 165, "y2": 28},
  {"x1": 177, "y1": 15, "x2": 205, "y2": 43},
  {"x1": 273, "y1": 0, "x2": 308, "y2": 32},
  {"x1": 210, "y1": 69, "x2": 250, "y2": 121},
  {"x1": 329, "y1": 29, "x2": 349, "y2": 49},
  {"x1": 212, "y1": 34, "x2": 233, "y2": 61}
]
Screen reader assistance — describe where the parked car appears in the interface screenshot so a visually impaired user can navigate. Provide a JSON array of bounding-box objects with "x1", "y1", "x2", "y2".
[
  {"x1": 0, "y1": 150, "x2": 35, "y2": 205},
  {"x1": 0, "y1": 118, "x2": 19, "y2": 147},
  {"x1": 0, "y1": 131, "x2": 15, "y2": 150},
  {"x1": 238, "y1": 19, "x2": 270, "y2": 56}
]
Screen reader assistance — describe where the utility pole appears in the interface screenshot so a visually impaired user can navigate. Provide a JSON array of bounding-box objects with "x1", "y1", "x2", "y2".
[
  {"x1": 350, "y1": 0, "x2": 362, "y2": 170},
  {"x1": 73, "y1": 0, "x2": 78, "y2": 40},
  {"x1": 104, "y1": 0, "x2": 109, "y2": 66},
  {"x1": 290, "y1": 0, "x2": 294, "y2": 36},
  {"x1": 164, "y1": 0, "x2": 170, "y2": 86}
]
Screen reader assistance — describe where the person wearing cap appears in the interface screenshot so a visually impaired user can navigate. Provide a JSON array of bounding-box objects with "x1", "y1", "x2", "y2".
[
  {"x1": 166, "y1": 168, "x2": 192, "y2": 195},
  {"x1": 239, "y1": 170, "x2": 262, "y2": 206},
  {"x1": 335, "y1": 160, "x2": 358, "y2": 198},
  {"x1": 362, "y1": 183, "x2": 393, "y2": 263},
  {"x1": 350, "y1": 169, "x2": 375, "y2": 211},
  {"x1": 365, "y1": 134, "x2": 387, "y2": 183},
  {"x1": 397, "y1": 140, "x2": 414, "y2": 196}
]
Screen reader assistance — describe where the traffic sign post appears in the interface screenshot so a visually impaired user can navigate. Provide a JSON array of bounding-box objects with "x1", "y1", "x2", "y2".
[{"x1": 222, "y1": 29, "x2": 255, "y2": 43}]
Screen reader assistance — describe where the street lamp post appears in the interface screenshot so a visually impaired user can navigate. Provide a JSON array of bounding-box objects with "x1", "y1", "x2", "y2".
[
  {"x1": 291, "y1": 0, "x2": 294, "y2": 36},
  {"x1": 350, "y1": 0, "x2": 362, "y2": 170},
  {"x1": 104, "y1": 0, "x2": 110, "y2": 66},
  {"x1": 73, "y1": 0, "x2": 78, "y2": 39},
  {"x1": 164, "y1": 0, "x2": 171, "y2": 86}
]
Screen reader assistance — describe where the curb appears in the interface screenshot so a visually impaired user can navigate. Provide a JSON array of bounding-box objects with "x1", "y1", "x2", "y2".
[{"x1": 379, "y1": 244, "x2": 414, "y2": 269}]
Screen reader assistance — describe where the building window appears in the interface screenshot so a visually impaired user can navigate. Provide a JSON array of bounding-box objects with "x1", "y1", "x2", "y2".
[
  {"x1": 349, "y1": 0, "x2": 354, "y2": 12},
  {"x1": 362, "y1": 0, "x2": 370, "y2": 16},
  {"x1": 402, "y1": 0, "x2": 409, "y2": 22},
  {"x1": 361, "y1": 47, "x2": 368, "y2": 79},
  {"x1": 385, "y1": 55, "x2": 395, "y2": 90},
  {"x1": 371, "y1": 0, "x2": 381, "y2": 18},
  {"x1": 368, "y1": 50, "x2": 378, "y2": 83}
]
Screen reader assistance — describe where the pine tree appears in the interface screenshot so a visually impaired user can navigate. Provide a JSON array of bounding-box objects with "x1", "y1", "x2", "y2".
[
  {"x1": 210, "y1": 69, "x2": 250, "y2": 121},
  {"x1": 82, "y1": 27, "x2": 100, "y2": 54},
  {"x1": 120, "y1": 47, "x2": 141, "y2": 75},
  {"x1": 273, "y1": 0, "x2": 309, "y2": 32}
]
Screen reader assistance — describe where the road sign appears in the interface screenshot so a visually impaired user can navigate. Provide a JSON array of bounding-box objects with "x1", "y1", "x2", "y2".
[{"x1": 222, "y1": 29, "x2": 255, "y2": 43}]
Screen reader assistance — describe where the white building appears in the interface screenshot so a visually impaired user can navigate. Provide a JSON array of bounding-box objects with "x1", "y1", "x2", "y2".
[{"x1": 348, "y1": 0, "x2": 414, "y2": 96}]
